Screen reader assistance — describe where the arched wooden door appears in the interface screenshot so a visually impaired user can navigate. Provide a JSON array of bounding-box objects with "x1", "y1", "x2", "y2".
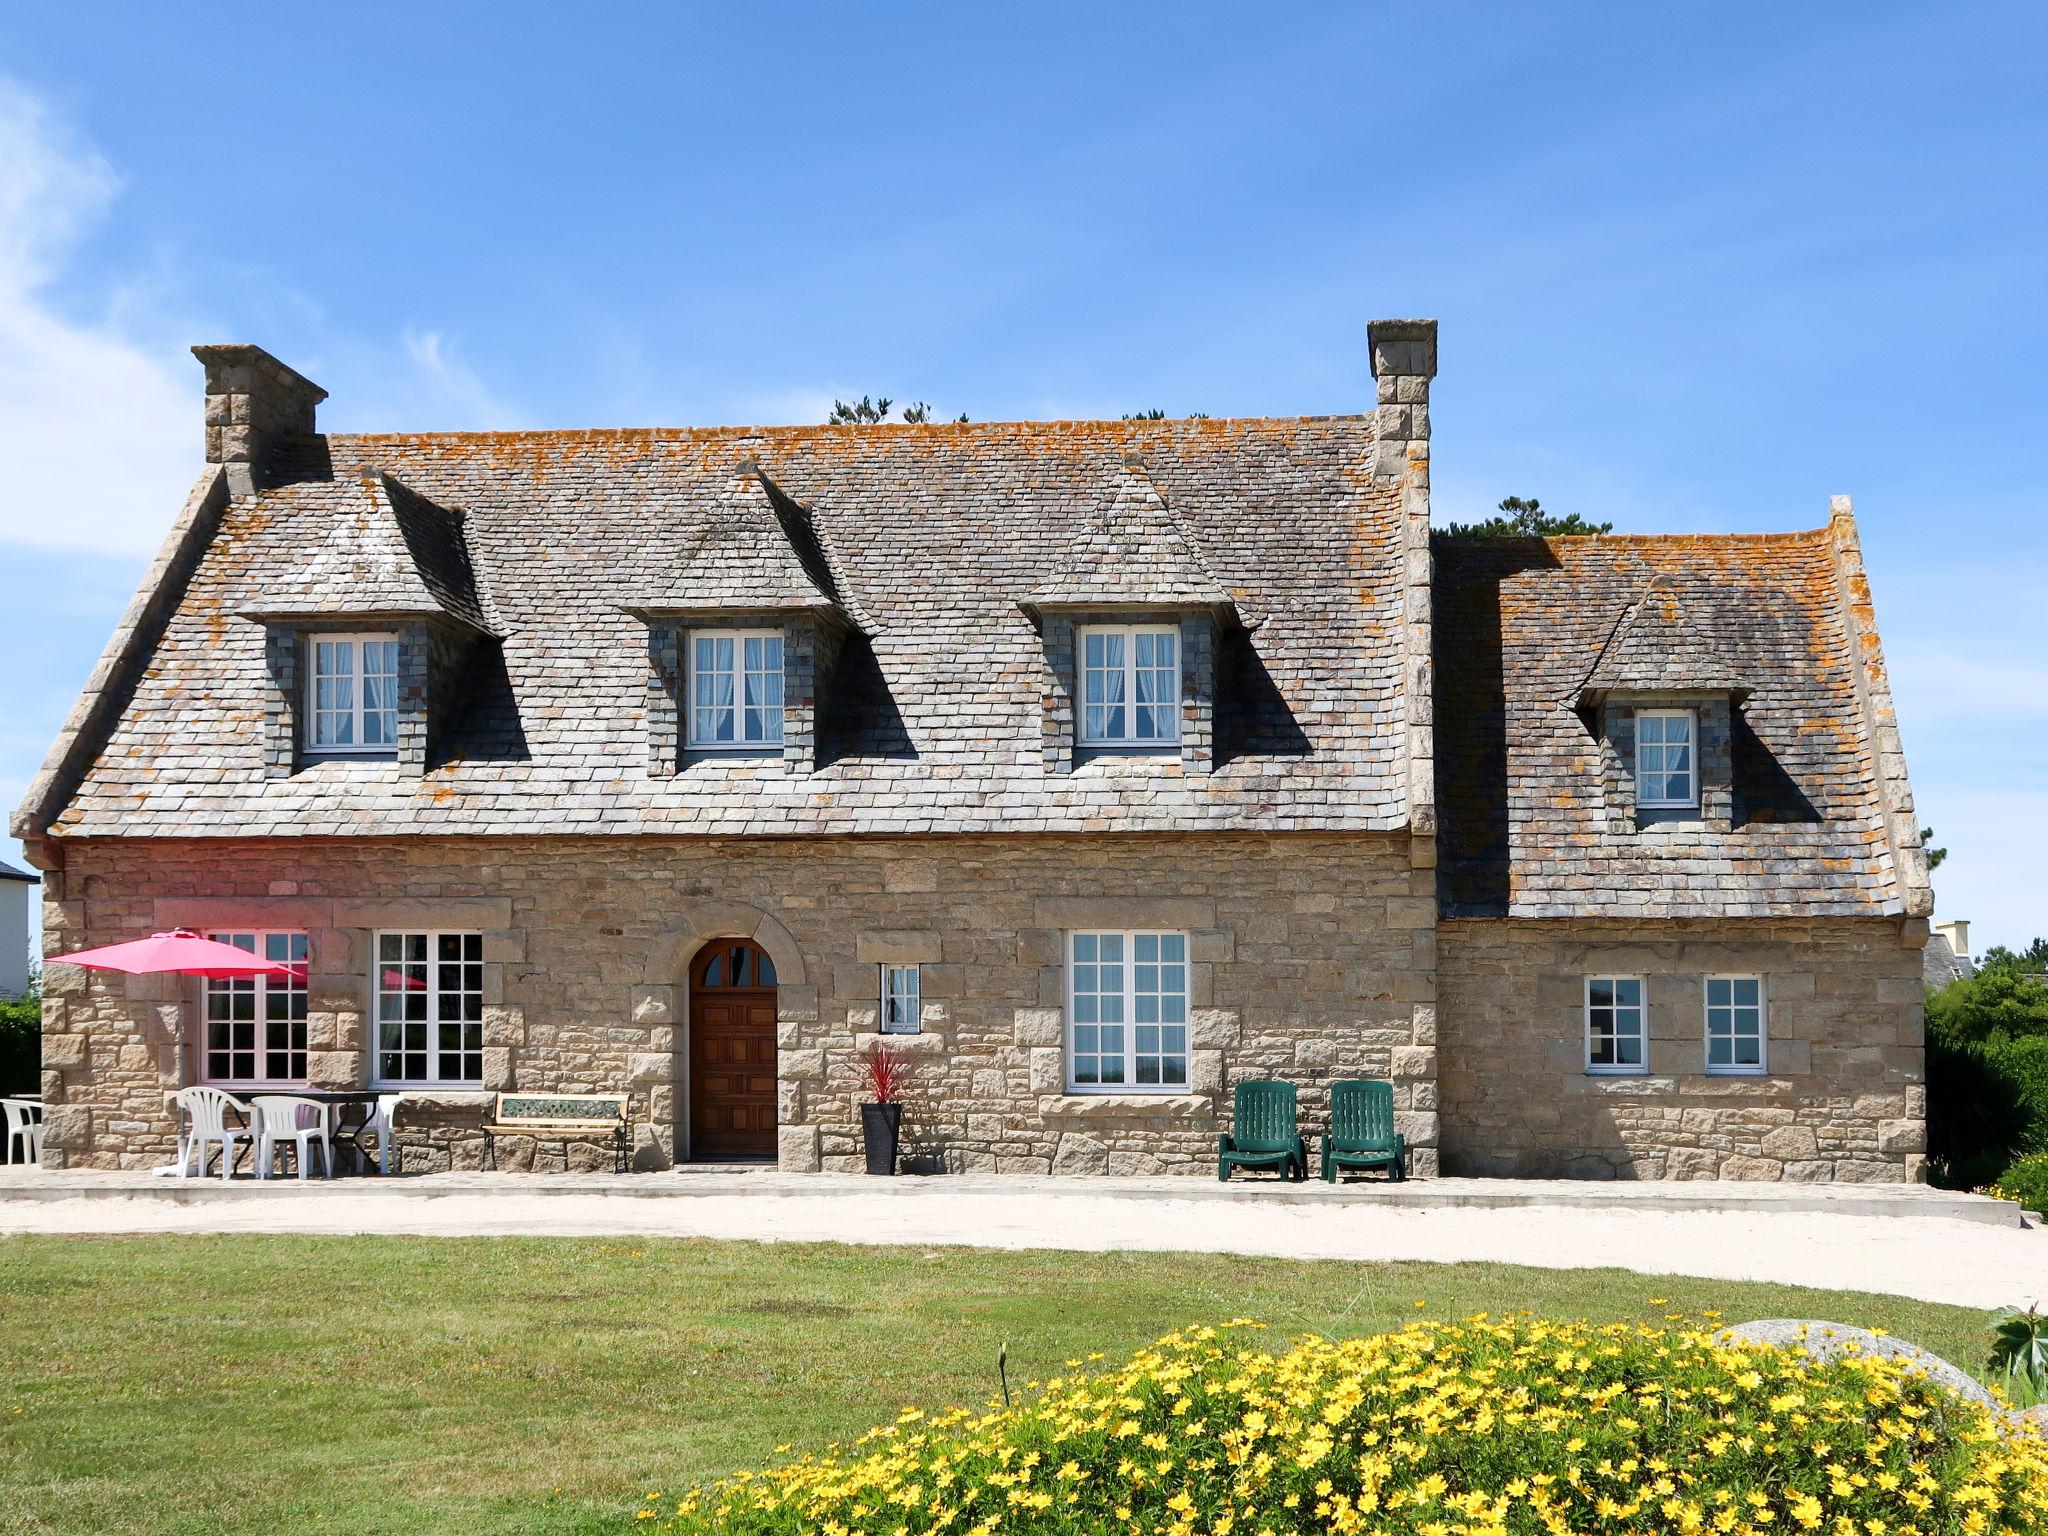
[{"x1": 688, "y1": 938, "x2": 778, "y2": 1160}]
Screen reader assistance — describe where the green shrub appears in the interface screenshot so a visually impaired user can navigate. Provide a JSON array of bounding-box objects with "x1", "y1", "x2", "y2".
[
  {"x1": 1991, "y1": 1152, "x2": 2048, "y2": 1214},
  {"x1": 1927, "y1": 967, "x2": 2048, "y2": 1046},
  {"x1": 649, "y1": 1319, "x2": 2048, "y2": 1535},
  {"x1": 0, "y1": 988, "x2": 38, "y2": 1098},
  {"x1": 1927, "y1": 1031, "x2": 2048, "y2": 1188}
]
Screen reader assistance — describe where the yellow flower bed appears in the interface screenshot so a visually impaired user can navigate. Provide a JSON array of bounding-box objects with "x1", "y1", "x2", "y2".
[{"x1": 649, "y1": 1317, "x2": 2048, "y2": 1535}]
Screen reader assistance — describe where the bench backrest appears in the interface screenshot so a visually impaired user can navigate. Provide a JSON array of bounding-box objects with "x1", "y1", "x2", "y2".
[
  {"x1": 493, "y1": 1092, "x2": 630, "y2": 1126},
  {"x1": 1329, "y1": 1079, "x2": 1397, "y2": 1150},
  {"x1": 1229, "y1": 1079, "x2": 1298, "y2": 1153}
]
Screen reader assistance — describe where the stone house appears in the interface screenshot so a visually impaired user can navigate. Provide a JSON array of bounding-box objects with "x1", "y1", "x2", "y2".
[{"x1": 12, "y1": 321, "x2": 1934, "y2": 1180}]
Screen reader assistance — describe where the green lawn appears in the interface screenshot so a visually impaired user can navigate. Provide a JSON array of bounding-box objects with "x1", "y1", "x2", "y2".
[{"x1": 0, "y1": 1235, "x2": 2001, "y2": 1535}]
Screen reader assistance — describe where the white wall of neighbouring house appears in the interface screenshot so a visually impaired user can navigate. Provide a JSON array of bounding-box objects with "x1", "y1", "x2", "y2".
[{"x1": 0, "y1": 873, "x2": 33, "y2": 997}]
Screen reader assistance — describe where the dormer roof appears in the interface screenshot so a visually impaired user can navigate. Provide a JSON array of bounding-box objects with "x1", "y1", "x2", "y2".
[
  {"x1": 1023, "y1": 458, "x2": 1242, "y2": 620},
  {"x1": 1574, "y1": 572, "x2": 1756, "y2": 705},
  {"x1": 626, "y1": 462, "x2": 873, "y2": 632},
  {"x1": 234, "y1": 469, "x2": 501, "y2": 637}
]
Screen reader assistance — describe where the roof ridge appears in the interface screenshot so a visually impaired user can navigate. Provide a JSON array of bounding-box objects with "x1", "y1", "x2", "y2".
[{"x1": 321, "y1": 414, "x2": 1375, "y2": 446}]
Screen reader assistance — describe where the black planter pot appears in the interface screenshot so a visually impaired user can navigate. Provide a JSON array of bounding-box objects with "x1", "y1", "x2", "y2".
[{"x1": 860, "y1": 1101, "x2": 902, "y2": 1175}]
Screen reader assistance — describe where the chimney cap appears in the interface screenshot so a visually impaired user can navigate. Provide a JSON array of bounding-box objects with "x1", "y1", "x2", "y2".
[
  {"x1": 1368, "y1": 319, "x2": 1439, "y2": 380},
  {"x1": 190, "y1": 344, "x2": 329, "y2": 406}
]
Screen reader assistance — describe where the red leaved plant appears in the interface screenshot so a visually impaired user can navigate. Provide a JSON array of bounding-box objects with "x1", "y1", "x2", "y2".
[{"x1": 857, "y1": 1041, "x2": 913, "y2": 1103}]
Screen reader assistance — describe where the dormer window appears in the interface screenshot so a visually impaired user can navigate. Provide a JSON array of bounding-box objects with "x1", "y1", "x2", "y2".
[
  {"x1": 689, "y1": 629, "x2": 785, "y2": 750},
  {"x1": 1078, "y1": 625, "x2": 1180, "y2": 747},
  {"x1": 1634, "y1": 708, "x2": 1696, "y2": 809},
  {"x1": 307, "y1": 632, "x2": 401, "y2": 755}
]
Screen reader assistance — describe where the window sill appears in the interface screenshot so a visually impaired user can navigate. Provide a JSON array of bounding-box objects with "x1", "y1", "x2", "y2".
[
  {"x1": 1705, "y1": 1067, "x2": 1769, "y2": 1078},
  {"x1": 368, "y1": 1086, "x2": 491, "y2": 1106}
]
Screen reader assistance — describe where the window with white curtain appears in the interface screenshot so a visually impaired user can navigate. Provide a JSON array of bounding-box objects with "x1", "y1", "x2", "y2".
[
  {"x1": 307, "y1": 633, "x2": 401, "y2": 753},
  {"x1": 1077, "y1": 625, "x2": 1179, "y2": 747},
  {"x1": 1635, "y1": 709, "x2": 1697, "y2": 808},
  {"x1": 688, "y1": 630, "x2": 784, "y2": 749},
  {"x1": 1067, "y1": 931, "x2": 1188, "y2": 1091},
  {"x1": 880, "y1": 965, "x2": 921, "y2": 1034}
]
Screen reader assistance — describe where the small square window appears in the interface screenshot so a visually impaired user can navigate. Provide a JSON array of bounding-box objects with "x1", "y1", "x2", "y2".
[
  {"x1": 307, "y1": 633, "x2": 401, "y2": 755},
  {"x1": 1635, "y1": 709, "x2": 1697, "y2": 809},
  {"x1": 1078, "y1": 626, "x2": 1180, "y2": 747},
  {"x1": 1586, "y1": 975, "x2": 1646, "y2": 1074},
  {"x1": 688, "y1": 629, "x2": 784, "y2": 749},
  {"x1": 1705, "y1": 974, "x2": 1767, "y2": 1075},
  {"x1": 880, "y1": 965, "x2": 921, "y2": 1034}
]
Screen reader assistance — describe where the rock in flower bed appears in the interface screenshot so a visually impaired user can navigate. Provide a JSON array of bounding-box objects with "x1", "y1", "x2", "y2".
[{"x1": 646, "y1": 1317, "x2": 2048, "y2": 1534}]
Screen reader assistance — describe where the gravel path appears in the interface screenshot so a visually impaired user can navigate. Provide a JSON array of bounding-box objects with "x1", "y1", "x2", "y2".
[{"x1": 2, "y1": 1179, "x2": 2039, "y2": 1310}]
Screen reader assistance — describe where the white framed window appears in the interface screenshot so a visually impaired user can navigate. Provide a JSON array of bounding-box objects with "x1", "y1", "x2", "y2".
[
  {"x1": 307, "y1": 632, "x2": 401, "y2": 754},
  {"x1": 880, "y1": 965, "x2": 921, "y2": 1034},
  {"x1": 1705, "y1": 975, "x2": 1767, "y2": 1075},
  {"x1": 373, "y1": 932, "x2": 483, "y2": 1085},
  {"x1": 1078, "y1": 625, "x2": 1180, "y2": 747},
  {"x1": 688, "y1": 629, "x2": 785, "y2": 749},
  {"x1": 1586, "y1": 976, "x2": 1646, "y2": 1075},
  {"x1": 202, "y1": 931, "x2": 309, "y2": 1085},
  {"x1": 1067, "y1": 931, "x2": 1188, "y2": 1092},
  {"x1": 1635, "y1": 708, "x2": 1697, "y2": 809}
]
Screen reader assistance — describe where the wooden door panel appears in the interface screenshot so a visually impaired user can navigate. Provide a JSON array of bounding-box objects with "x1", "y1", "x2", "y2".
[{"x1": 689, "y1": 985, "x2": 777, "y2": 1158}]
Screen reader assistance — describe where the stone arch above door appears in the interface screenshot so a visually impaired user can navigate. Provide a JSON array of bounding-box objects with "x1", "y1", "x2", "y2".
[{"x1": 640, "y1": 902, "x2": 808, "y2": 989}]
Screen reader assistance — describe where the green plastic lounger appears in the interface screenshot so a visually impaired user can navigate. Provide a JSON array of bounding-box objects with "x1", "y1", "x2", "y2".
[
  {"x1": 1218, "y1": 1079, "x2": 1307, "y2": 1181},
  {"x1": 1320, "y1": 1078, "x2": 1407, "y2": 1181}
]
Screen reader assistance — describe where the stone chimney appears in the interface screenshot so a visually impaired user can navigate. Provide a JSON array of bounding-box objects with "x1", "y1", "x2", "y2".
[
  {"x1": 192, "y1": 344, "x2": 328, "y2": 496},
  {"x1": 1367, "y1": 319, "x2": 1438, "y2": 484}
]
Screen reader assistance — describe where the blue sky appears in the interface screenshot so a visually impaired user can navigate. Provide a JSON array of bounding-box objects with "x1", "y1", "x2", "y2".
[{"x1": 0, "y1": 3, "x2": 2043, "y2": 964}]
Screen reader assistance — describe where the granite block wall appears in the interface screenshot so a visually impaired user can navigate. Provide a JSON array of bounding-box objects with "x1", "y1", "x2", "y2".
[
  {"x1": 34, "y1": 831, "x2": 1440, "y2": 1175},
  {"x1": 1437, "y1": 917, "x2": 1925, "y2": 1182}
]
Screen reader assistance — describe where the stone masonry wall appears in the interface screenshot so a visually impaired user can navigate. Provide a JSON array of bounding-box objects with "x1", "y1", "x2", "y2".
[
  {"x1": 35, "y1": 832, "x2": 1441, "y2": 1175},
  {"x1": 1438, "y1": 917, "x2": 1924, "y2": 1182}
]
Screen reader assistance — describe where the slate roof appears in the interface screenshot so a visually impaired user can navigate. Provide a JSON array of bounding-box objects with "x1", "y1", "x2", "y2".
[
  {"x1": 0, "y1": 859, "x2": 36, "y2": 884},
  {"x1": 1576, "y1": 573, "x2": 1755, "y2": 702},
  {"x1": 1434, "y1": 528, "x2": 1909, "y2": 918},
  {"x1": 42, "y1": 417, "x2": 1412, "y2": 838},
  {"x1": 1025, "y1": 460, "x2": 1237, "y2": 614},
  {"x1": 235, "y1": 469, "x2": 500, "y2": 635},
  {"x1": 1923, "y1": 931, "x2": 1972, "y2": 989}
]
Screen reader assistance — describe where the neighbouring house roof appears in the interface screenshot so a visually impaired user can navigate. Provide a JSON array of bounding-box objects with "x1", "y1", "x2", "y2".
[
  {"x1": 1923, "y1": 930, "x2": 1972, "y2": 989},
  {"x1": 1433, "y1": 519, "x2": 1922, "y2": 919},
  {"x1": 0, "y1": 859, "x2": 36, "y2": 884},
  {"x1": 33, "y1": 416, "x2": 1413, "y2": 839}
]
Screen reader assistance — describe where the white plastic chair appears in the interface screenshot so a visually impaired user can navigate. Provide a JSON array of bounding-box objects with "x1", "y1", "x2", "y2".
[
  {"x1": 252, "y1": 1095, "x2": 335, "y2": 1181},
  {"x1": 1, "y1": 1099, "x2": 42, "y2": 1165},
  {"x1": 173, "y1": 1087, "x2": 256, "y2": 1180},
  {"x1": 361, "y1": 1094, "x2": 404, "y2": 1176}
]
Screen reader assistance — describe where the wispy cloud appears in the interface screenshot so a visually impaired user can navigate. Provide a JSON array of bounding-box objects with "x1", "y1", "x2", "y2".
[{"x1": 0, "y1": 77, "x2": 193, "y2": 558}]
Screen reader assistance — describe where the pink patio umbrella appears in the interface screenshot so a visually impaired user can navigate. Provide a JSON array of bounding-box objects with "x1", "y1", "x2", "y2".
[{"x1": 45, "y1": 929, "x2": 302, "y2": 981}]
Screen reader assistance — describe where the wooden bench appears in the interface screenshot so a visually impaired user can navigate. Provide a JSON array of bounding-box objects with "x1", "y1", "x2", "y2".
[{"x1": 480, "y1": 1092, "x2": 632, "y2": 1174}]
